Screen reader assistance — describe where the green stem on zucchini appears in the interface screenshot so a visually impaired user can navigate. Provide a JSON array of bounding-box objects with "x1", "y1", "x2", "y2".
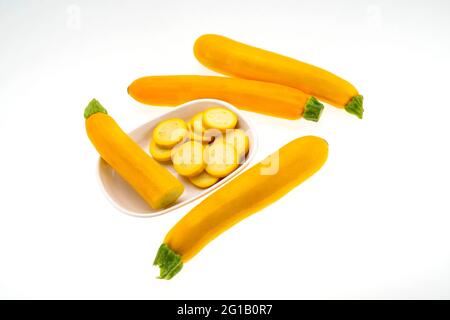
[
  {"x1": 345, "y1": 95, "x2": 364, "y2": 119},
  {"x1": 84, "y1": 99, "x2": 108, "y2": 119},
  {"x1": 303, "y1": 96, "x2": 324, "y2": 122},
  {"x1": 153, "y1": 243, "x2": 183, "y2": 280}
]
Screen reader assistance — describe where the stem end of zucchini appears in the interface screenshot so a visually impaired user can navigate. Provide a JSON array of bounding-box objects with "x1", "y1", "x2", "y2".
[
  {"x1": 345, "y1": 95, "x2": 364, "y2": 119},
  {"x1": 84, "y1": 99, "x2": 108, "y2": 119},
  {"x1": 153, "y1": 243, "x2": 183, "y2": 280},
  {"x1": 303, "y1": 96, "x2": 324, "y2": 122}
]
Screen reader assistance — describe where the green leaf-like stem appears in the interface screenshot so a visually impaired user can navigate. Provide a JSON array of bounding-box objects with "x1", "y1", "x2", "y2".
[
  {"x1": 84, "y1": 99, "x2": 108, "y2": 119},
  {"x1": 345, "y1": 95, "x2": 364, "y2": 119},
  {"x1": 153, "y1": 244, "x2": 183, "y2": 280},
  {"x1": 303, "y1": 96, "x2": 324, "y2": 122}
]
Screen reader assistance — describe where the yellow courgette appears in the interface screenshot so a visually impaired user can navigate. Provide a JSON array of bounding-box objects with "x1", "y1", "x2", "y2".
[
  {"x1": 84, "y1": 99, "x2": 184, "y2": 209},
  {"x1": 154, "y1": 136, "x2": 328, "y2": 279},
  {"x1": 194, "y1": 34, "x2": 363, "y2": 118},
  {"x1": 128, "y1": 75, "x2": 324, "y2": 121}
]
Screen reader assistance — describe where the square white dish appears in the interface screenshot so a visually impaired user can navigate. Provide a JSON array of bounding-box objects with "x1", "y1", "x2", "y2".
[{"x1": 97, "y1": 99, "x2": 258, "y2": 217}]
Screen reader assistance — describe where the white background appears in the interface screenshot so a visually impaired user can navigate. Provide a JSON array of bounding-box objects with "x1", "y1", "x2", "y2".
[{"x1": 1, "y1": 0, "x2": 449, "y2": 299}]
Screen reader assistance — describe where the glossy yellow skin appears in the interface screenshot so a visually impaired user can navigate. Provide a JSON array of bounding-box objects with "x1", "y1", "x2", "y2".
[
  {"x1": 164, "y1": 136, "x2": 328, "y2": 262},
  {"x1": 128, "y1": 75, "x2": 313, "y2": 120},
  {"x1": 86, "y1": 113, "x2": 184, "y2": 209},
  {"x1": 194, "y1": 34, "x2": 359, "y2": 108}
]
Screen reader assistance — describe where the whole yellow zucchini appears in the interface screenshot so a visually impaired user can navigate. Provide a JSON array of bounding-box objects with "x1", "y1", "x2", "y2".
[
  {"x1": 194, "y1": 34, "x2": 364, "y2": 119},
  {"x1": 128, "y1": 75, "x2": 324, "y2": 121},
  {"x1": 84, "y1": 99, "x2": 184, "y2": 209},
  {"x1": 154, "y1": 136, "x2": 328, "y2": 279}
]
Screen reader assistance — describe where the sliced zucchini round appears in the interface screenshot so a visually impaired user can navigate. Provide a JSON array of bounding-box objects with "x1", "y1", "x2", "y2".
[
  {"x1": 189, "y1": 171, "x2": 219, "y2": 188},
  {"x1": 205, "y1": 142, "x2": 239, "y2": 178},
  {"x1": 149, "y1": 139, "x2": 172, "y2": 162},
  {"x1": 203, "y1": 107, "x2": 238, "y2": 132},
  {"x1": 153, "y1": 118, "x2": 188, "y2": 148},
  {"x1": 172, "y1": 141, "x2": 205, "y2": 177}
]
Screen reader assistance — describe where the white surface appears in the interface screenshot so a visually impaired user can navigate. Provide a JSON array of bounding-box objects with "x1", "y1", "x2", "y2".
[
  {"x1": 0, "y1": 0, "x2": 450, "y2": 299},
  {"x1": 98, "y1": 99, "x2": 257, "y2": 217}
]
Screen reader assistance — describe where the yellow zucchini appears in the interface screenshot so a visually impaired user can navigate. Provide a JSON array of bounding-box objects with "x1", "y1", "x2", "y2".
[
  {"x1": 84, "y1": 99, "x2": 184, "y2": 209},
  {"x1": 194, "y1": 34, "x2": 363, "y2": 118},
  {"x1": 154, "y1": 136, "x2": 328, "y2": 279},
  {"x1": 128, "y1": 75, "x2": 324, "y2": 121}
]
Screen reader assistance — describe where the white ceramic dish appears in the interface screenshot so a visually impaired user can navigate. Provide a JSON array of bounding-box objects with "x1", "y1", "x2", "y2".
[{"x1": 97, "y1": 99, "x2": 258, "y2": 217}]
